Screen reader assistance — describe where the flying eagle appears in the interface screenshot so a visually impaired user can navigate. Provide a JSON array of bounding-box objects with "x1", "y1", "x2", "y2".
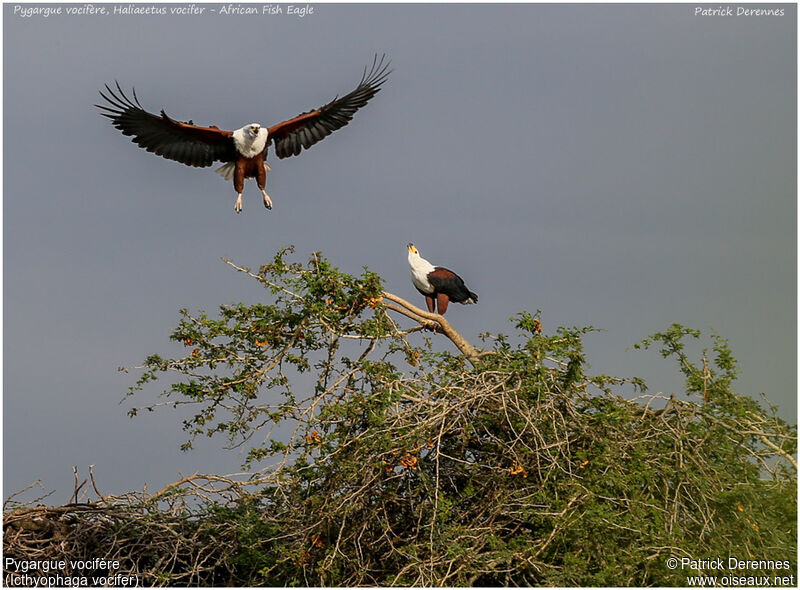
[
  {"x1": 407, "y1": 243, "x2": 478, "y2": 315},
  {"x1": 96, "y1": 55, "x2": 390, "y2": 213}
]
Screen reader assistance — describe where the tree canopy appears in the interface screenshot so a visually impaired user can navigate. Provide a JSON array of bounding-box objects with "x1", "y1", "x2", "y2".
[{"x1": 4, "y1": 247, "x2": 796, "y2": 586}]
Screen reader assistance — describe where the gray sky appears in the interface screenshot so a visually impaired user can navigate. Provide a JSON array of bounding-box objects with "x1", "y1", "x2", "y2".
[{"x1": 4, "y1": 3, "x2": 796, "y2": 500}]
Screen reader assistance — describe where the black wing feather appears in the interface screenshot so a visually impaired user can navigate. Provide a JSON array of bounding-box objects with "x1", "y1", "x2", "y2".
[
  {"x1": 96, "y1": 82, "x2": 237, "y2": 168},
  {"x1": 269, "y1": 54, "x2": 391, "y2": 159},
  {"x1": 428, "y1": 267, "x2": 478, "y2": 304}
]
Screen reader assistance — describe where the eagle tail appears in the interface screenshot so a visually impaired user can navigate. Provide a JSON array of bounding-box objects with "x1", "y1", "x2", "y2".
[{"x1": 214, "y1": 162, "x2": 235, "y2": 181}]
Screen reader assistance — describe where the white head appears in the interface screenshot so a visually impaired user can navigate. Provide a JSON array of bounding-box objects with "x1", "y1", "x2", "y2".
[
  {"x1": 407, "y1": 243, "x2": 435, "y2": 293},
  {"x1": 407, "y1": 243, "x2": 434, "y2": 271},
  {"x1": 232, "y1": 123, "x2": 268, "y2": 158}
]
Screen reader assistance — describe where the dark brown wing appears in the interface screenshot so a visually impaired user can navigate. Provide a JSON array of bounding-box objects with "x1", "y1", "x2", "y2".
[
  {"x1": 96, "y1": 82, "x2": 238, "y2": 167},
  {"x1": 428, "y1": 267, "x2": 478, "y2": 304},
  {"x1": 267, "y1": 54, "x2": 391, "y2": 159}
]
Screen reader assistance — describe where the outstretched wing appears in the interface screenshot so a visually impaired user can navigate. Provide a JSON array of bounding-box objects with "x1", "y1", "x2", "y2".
[
  {"x1": 267, "y1": 54, "x2": 391, "y2": 159},
  {"x1": 96, "y1": 82, "x2": 238, "y2": 168}
]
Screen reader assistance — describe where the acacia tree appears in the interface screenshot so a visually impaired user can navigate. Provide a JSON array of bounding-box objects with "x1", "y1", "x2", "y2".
[{"x1": 5, "y1": 247, "x2": 796, "y2": 586}]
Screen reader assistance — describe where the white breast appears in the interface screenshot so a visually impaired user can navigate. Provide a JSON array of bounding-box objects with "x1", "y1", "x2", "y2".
[
  {"x1": 232, "y1": 125, "x2": 268, "y2": 158},
  {"x1": 408, "y1": 251, "x2": 436, "y2": 293},
  {"x1": 411, "y1": 269, "x2": 433, "y2": 293}
]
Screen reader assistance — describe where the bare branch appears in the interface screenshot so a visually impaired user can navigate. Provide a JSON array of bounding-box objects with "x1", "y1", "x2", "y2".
[{"x1": 382, "y1": 291, "x2": 485, "y2": 365}]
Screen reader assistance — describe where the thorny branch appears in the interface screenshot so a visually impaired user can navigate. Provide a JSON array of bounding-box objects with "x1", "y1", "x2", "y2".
[{"x1": 4, "y1": 366, "x2": 795, "y2": 586}]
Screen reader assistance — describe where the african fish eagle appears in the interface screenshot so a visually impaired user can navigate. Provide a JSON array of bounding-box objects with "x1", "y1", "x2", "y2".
[
  {"x1": 96, "y1": 55, "x2": 390, "y2": 213},
  {"x1": 407, "y1": 243, "x2": 478, "y2": 315}
]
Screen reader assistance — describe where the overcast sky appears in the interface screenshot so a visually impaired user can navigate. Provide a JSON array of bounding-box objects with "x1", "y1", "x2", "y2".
[{"x1": 3, "y1": 2, "x2": 796, "y2": 500}]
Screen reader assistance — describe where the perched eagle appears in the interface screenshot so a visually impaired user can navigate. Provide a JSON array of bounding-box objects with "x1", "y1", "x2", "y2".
[
  {"x1": 407, "y1": 243, "x2": 478, "y2": 315},
  {"x1": 96, "y1": 55, "x2": 390, "y2": 213}
]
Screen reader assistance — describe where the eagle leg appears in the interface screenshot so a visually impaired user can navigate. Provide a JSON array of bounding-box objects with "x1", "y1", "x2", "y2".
[
  {"x1": 257, "y1": 161, "x2": 272, "y2": 210},
  {"x1": 425, "y1": 294, "x2": 436, "y2": 314},
  {"x1": 234, "y1": 161, "x2": 247, "y2": 214},
  {"x1": 436, "y1": 293, "x2": 450, "y2": 315},
  {"x1": 261, "y1": 190, "x2": 273, "y2": 210}
]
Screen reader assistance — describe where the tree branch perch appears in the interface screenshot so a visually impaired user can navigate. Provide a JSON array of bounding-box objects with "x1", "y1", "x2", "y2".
[{"x1": 382, "y1": 292, "x2": 484, "y2": 365}]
